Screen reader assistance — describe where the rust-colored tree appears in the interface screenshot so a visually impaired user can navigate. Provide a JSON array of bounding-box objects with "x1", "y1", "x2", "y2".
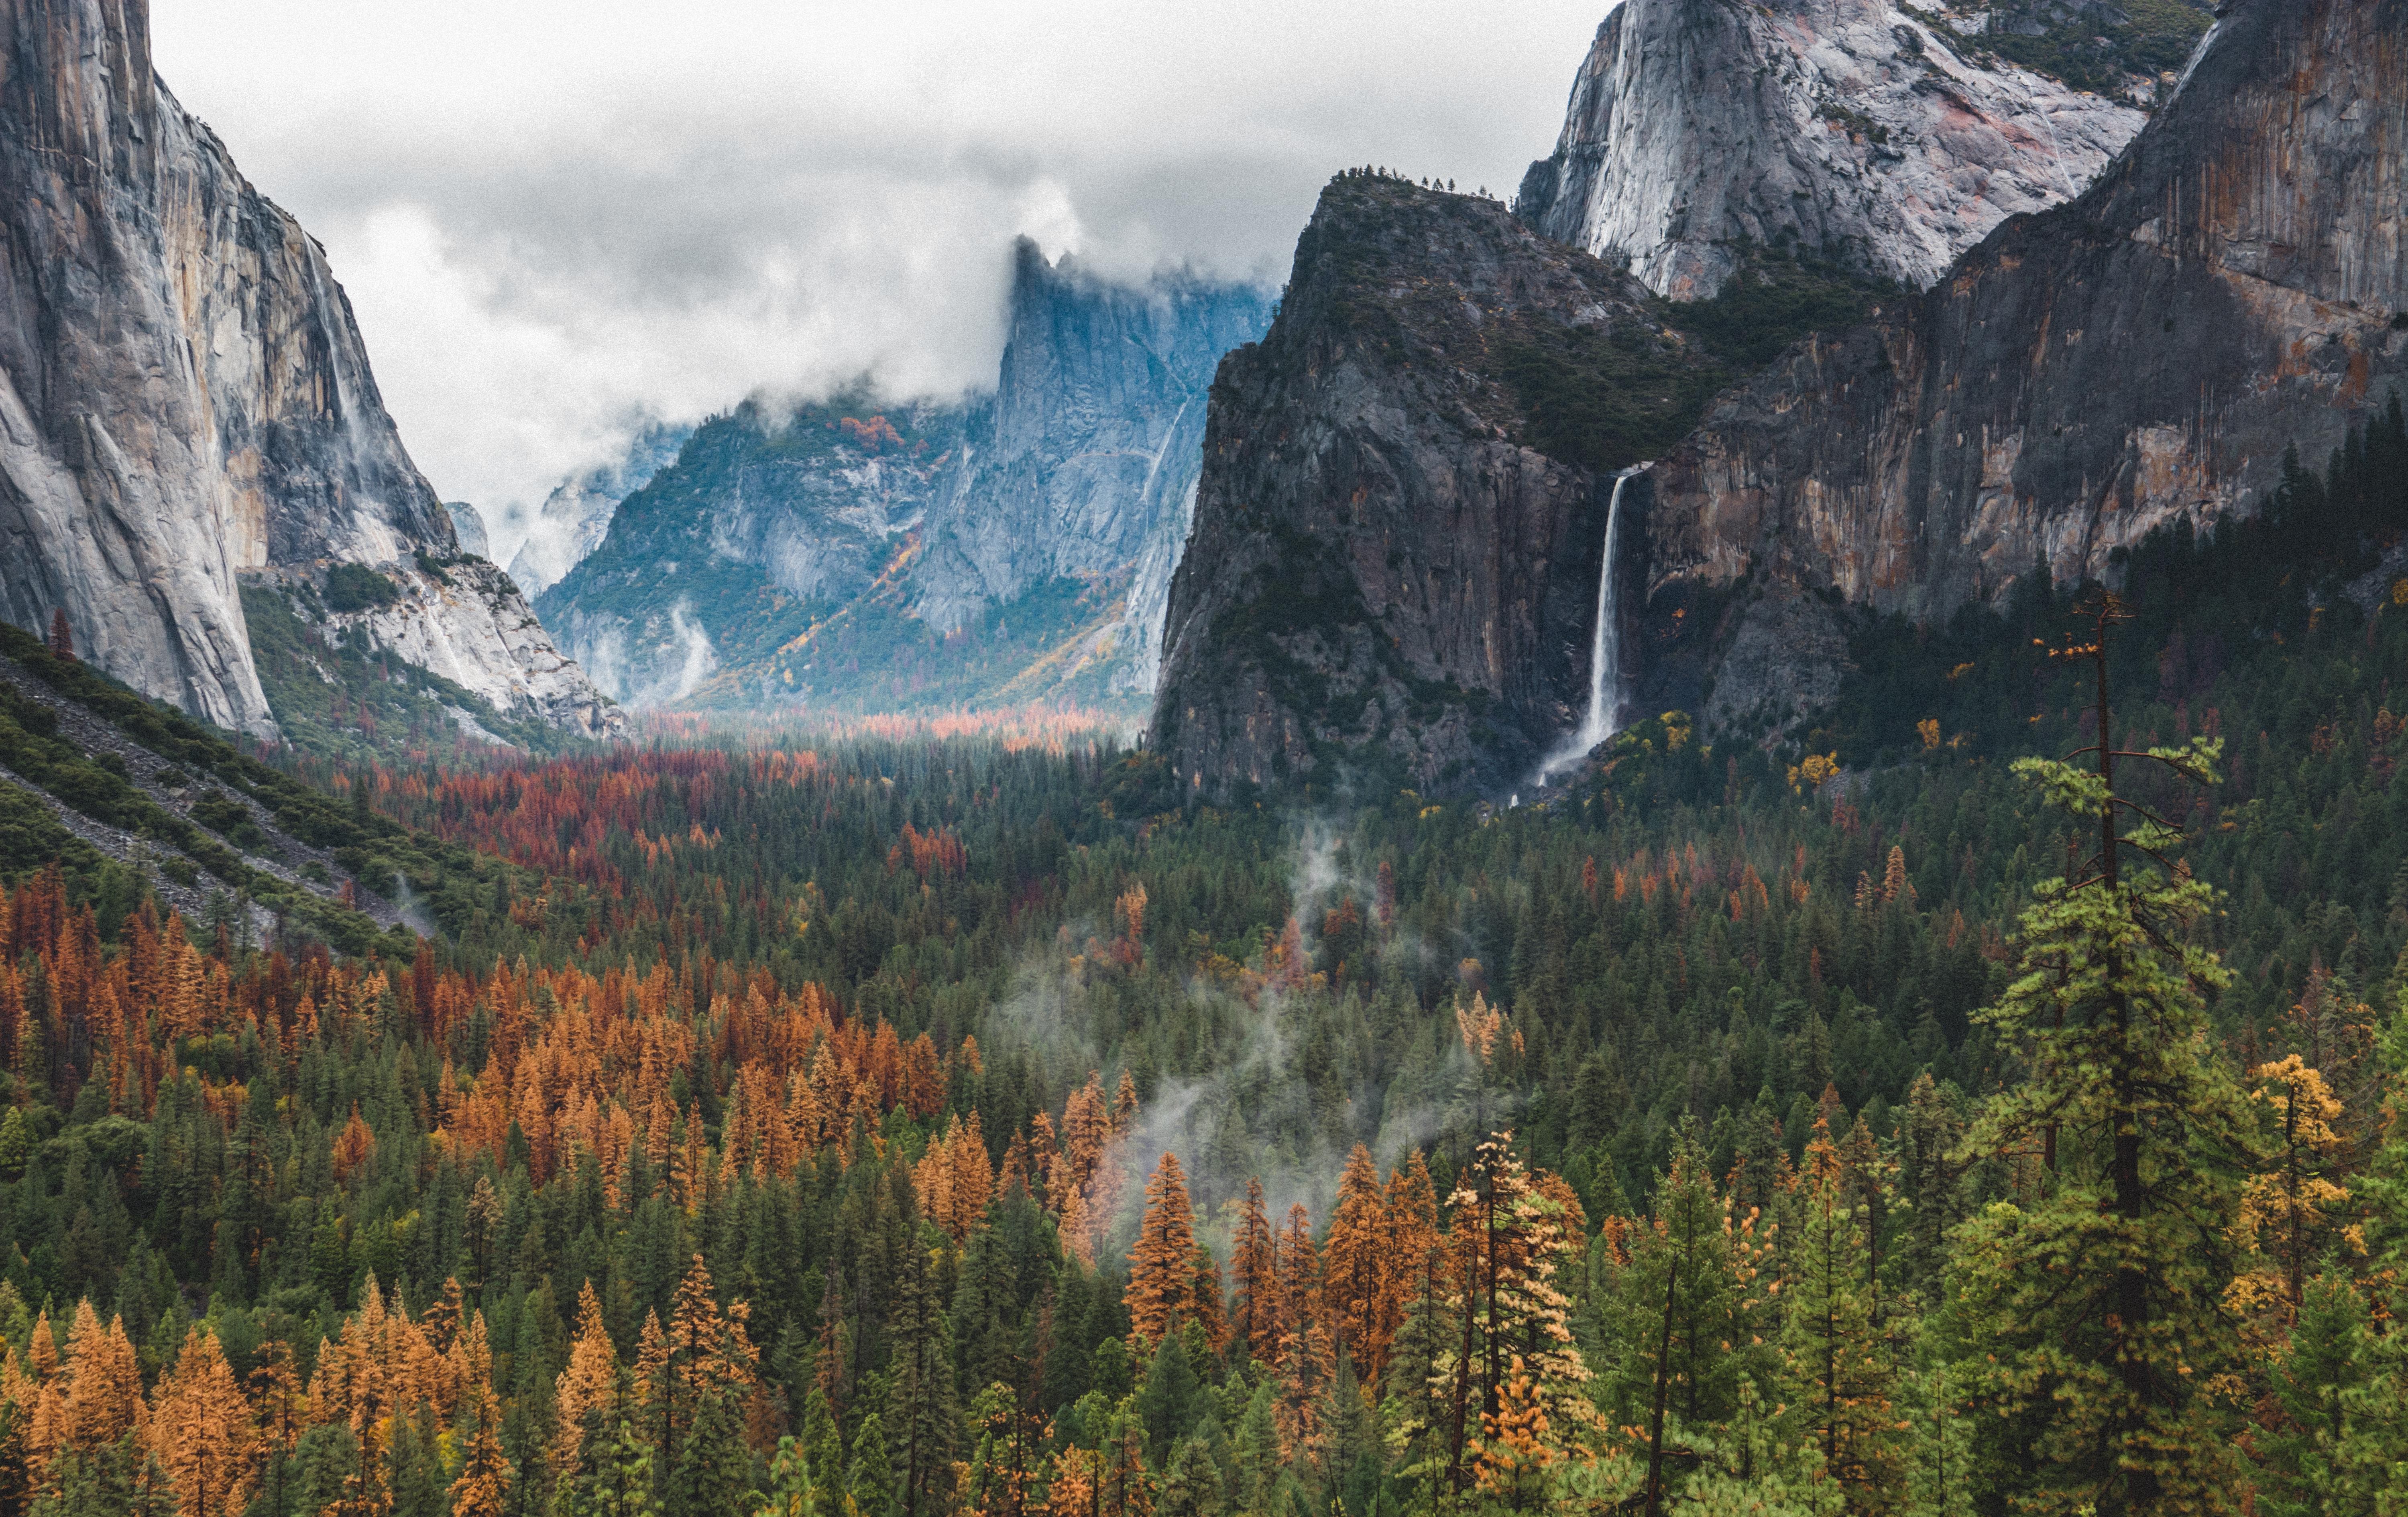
[
  {"x1": 1126, "y1": 1152, "x2": 1203, "y2": 1348},
  {"x1": 148, "y1": 1328, "x2": 257, "y2": 1517}
]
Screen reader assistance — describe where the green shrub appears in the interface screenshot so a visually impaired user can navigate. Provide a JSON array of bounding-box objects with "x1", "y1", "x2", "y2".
[{"x1": 322, "y1": 563, "x2": 401, "y2": 613}]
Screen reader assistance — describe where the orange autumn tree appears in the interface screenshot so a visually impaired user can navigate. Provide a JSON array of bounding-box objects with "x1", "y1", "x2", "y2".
[
  {"x1": 1230, "y1": 1178, "x2": 1280, "y2": 1365},
  {"x1": 449, "y1": 1383, "x2": 511, "y2": 1517},
  {"x1": 1320, "y1": 1145, "x2": 1386, "y2": 1371},
  {"x1": 554, "y1": 1283, "x2": 621, "y2": 1471},
  {"x1": 149, "y1": 1328, "x2": 258, "y2": 1517},
  {"x1": 1442, "y1": 1135, "x2": 1594, "y2": 1494},
  {"x1": 1127, "y1": 1152, "x2": 1207, "y2": 1348},
  {"x1": 57, "y1": 1302, "x2": 144, "y2": 1454},
  {"x1": 638, "y1": 1253, "x2": 760, "y2": 1463}
]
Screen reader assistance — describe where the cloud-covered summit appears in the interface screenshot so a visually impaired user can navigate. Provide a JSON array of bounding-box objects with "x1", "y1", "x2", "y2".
[{"x1": 150, "y1": 0, "x2": 1603, "y2": 544}]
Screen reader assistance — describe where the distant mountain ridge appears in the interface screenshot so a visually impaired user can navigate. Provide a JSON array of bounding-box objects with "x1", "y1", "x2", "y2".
[
  {"x1": 538, "y1": 241, "x2": 1273, "y2": 713},
  {"x1": 504, "y1": 421, "x2": 694, "y2": 599}
]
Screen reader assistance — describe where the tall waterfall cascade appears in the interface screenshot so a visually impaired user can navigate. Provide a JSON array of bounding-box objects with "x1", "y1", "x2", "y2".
[{"x1": 1541, "y1": 466, "x2": 1646, "y2": 780}]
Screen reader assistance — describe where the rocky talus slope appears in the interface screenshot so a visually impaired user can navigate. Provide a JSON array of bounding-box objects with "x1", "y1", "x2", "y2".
[
  {"x1": 0, "y1": 0, "x2": 618, "y2": 744},
  {"x1": 1149, "y1": 176, "x2": 1727, "y2": 797},
  {"x1": 258, "y1": 561, "x2": 625, "y2": 740},
  {"x1": 1516, "y1": 0, "x2": 2157, "y2": 299},
  {"x1": 1645, "y1": 0, "x2": 2408, "y2": 708}
]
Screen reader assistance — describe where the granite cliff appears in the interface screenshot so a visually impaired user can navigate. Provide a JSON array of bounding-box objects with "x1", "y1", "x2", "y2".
[
  {"x1": 910, "y1": 239, "x2": 1276, "y2": 693},
  {"x1": 1148, "y1": 175, "x2": 1730, "y2": 797},
  {"x1": 539, "y1": 244, "x2": 1270, "y2": 712},
  {"x1": 0, "y1": 0, "x2": 619, "y2": 743},
  {"x1": 1645, "y1": 0, "x2": 2408, "y2": 725},
  {"x1": 1515, "y1": 0, "x2": 2165, "y2": 299},
  {"x1": 1154, "y1": 0, "x2": 2402, "y2": 797}
]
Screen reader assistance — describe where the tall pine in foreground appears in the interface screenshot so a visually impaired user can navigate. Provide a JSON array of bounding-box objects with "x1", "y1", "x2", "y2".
[{"x1": 1954, "y1": 596, "x2": 2251, "y2": 1515}]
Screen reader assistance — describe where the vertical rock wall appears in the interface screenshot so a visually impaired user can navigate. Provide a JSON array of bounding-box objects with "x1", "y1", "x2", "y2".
[{"x1": 1516, "y1": 0, "x2": 2147, "y2": 298}]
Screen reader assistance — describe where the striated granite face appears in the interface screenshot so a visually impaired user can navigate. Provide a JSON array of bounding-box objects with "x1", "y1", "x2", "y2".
[
  {"x1": 1149, "y1": 176, "x2": 1725, "y2": 797},
  {"x1": 505, "y1": 420, "x2": 692, "y2": 598},
  {"x1": 1515, "y1": 0, "x2": 2147, "y2": 299},
  {"x1": 537, "y1": 396, "x2": 970, "y2": 706},
  {"x1": 0, "y1": 0, "x2": 620, "y2": 742},
  {"x1": 538, "y1": 245, "x2": 1270, "y2": 710},
  {"x1": 337, "y1": 561, "x2": 624, "y2": 739},
  {"x1": 446, "y1": 502, "x2": 490, "y2": 559},
  {"x1": 910, "y1": 240, "x2": 1274, "y2": 686},
  {"x1": 1644, "y1": 0, "x2": 2408, "y2": 653}
]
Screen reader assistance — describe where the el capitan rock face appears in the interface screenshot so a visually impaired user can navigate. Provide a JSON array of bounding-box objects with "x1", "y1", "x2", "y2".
[
  {"x1": 1149, "y1": 176, "x2": 1724, "y2": 798},
  {"x1": 0, "y1": 0, "x2": 618, "y2": 740},
  {"x1": 1643, "y1": 0, "x2": 2408, "y2": 644},
  {"x1": 1516, "y1": 0, "x2": 2150, "y2": 299}
]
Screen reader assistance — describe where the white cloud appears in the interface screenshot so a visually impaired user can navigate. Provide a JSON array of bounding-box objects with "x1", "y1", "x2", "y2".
[{"x1": 151, "y1": 0, "x2": 1604, "y2": 536}]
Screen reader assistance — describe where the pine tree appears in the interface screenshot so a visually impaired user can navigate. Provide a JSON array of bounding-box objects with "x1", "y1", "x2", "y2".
[
  {"x1": 558, "y1": 1397, "x2": 662, "y2": 1517},
  {"x1": 245, "y1": 1340, "x2": 306, "y2": 1517},
  {"x1": 1599, "y1": 1127, "x2": 1765, "y2": 1516},
  {"x1": 800, "y1": 1388, "x2": 844, "y2": 1493},
  {"x1": 1954, "y1": 597, "x2": 2250, "y2": 1515},
  {"x1": 1127, "y1": 1153, "x2": 1201, "y2": 1348},
  {"x1": 1229, "y1": 1179, "x2": 1278, "y2": 1368},
  {"x1": 555, "y1": 1282, "x2": 622, "y2": 1473},
  {"x1": 145, "y1": 1328, "x2": 255, "y2": 1517},
  {"x1": 1320, "y1": 1146, "x2": 1385, "y2": 1370},
  {"x1": 890, "y1": 1225, "x2": 959, "y2": 1517},
  {"x1": 2228, "y1": 1055, "x2": 2356, "y2": 1350},
  {"x1": 2252, "y1": 1269, "x2": 2375, "y2": 1517},
  {"x1": 0, "y1": 1398, "x2": 26, "y2": 1517},
  {"x1": 1778, "y1": 1117, "x2": 1900, "y2": 1511},
  {"x1": 1154, "y1": 1438, "x2": 1221, "y2": 1517},
  {"x1": 1439, "y1": 1134, "x2": 1595, "y2": 1499},
  {"x1": 1372, "y1": 1151, "x2": 1441, "y2": 1395},
  {"x1": 850, "y1": 1412, "x2": 899, "y2": 1517},
  {"x1": 758, "y1": 1434, "x2": 822, "y2": 1517},
  {"x1": 447, "y1": 1385, "x2": 511, "y2": 1517},
  {"x1": 57, "y1": 1306, "x2": 142, "y2": 1454}
]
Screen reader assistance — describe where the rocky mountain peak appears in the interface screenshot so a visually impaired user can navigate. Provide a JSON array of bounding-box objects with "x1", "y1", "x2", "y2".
[
  {"x1": 1515, "y1": 0, "x2": 2158, "y2": 299},
  {"x1": 908, "y1": 239, "x2": 1274, "y2": 651}
]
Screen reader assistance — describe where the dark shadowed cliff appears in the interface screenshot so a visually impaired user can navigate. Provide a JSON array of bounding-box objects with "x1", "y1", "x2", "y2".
[
  {"x1": 1148, "y1": 176, "x2": 1728, "y2": 798},
  {"x1": 1156, "y1": 0, "x2": 2406, "y2": 794},
  {"x1": 1645, "y1": 0, "x2": 2408, "y2": 721}
]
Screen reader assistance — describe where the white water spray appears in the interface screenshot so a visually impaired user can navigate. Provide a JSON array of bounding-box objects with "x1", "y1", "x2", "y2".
[{"x1": 1541, "y1": 465, "x2": 1646, "y2": 781}]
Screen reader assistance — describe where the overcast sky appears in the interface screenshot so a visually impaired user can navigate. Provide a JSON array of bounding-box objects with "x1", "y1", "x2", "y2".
[{"x1": 150, "y1": 0, "x2": 1605, "y2": 555}]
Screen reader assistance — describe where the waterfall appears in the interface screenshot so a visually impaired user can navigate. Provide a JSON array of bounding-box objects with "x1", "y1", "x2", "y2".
[{"x1": 1541, "y1": 465, "x2": 1645, "y2": 780}]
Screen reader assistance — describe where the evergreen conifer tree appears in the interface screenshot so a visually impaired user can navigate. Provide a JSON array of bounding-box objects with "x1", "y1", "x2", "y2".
[{"x1": 1954, "y1": 596, "x2": 2250, "y2": 1515}]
